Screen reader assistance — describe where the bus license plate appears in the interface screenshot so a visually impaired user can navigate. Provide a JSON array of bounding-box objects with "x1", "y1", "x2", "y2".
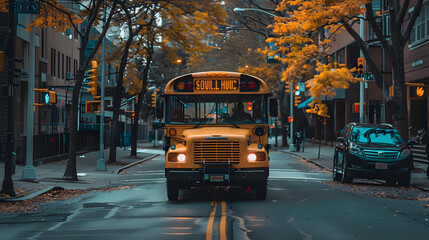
[
  {"x1": 210, "y1": 175, "x2": 224, "y2": 182},
  {"x1": 375, "y1": 163, "x2": 388, "y2": 169}
]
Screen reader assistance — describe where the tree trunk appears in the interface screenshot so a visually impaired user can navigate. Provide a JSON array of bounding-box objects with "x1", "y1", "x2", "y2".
[
  {"x1": 130, "y1": 97, "x2": 142, "y2": 157},
  {"x1": 107, "y1": 26, "x2": 141, "y2": 161},
  {"x1": 391, "y1": 46, "x2": 408, "y2": 140},
  {"x1": 63, "y1": 70, "x2": 84, "y2": 180},
  {"x1": 108, "y1": 89, "x2": 122, "y2": 163},
  {"x1": 131, "y1": 53, "x2": 152, "y2": 156}
]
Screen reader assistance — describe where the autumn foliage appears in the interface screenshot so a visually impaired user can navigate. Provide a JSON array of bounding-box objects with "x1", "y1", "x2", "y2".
[{"x1": 264, "y1": 0, "x2": 366, "y2": 117}]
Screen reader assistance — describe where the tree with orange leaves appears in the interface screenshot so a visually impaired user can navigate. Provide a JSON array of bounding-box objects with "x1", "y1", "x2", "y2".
[
  {"x1": 266, "y1": 0, "x2": 423, "y2": 140},
  {"x1": 107, "y1": 0, "x2": 227, "y2": 159}
]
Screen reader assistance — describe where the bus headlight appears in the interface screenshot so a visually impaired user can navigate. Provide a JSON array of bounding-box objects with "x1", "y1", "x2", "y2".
[
  {"x1": 177, "y1": 153, "x2": 186, "y2": 163},
  {"x1": 168, "y1": 153, "x2": 186, "y2": 163},
  {"x1": 247, "y1": 152, "x2": 266, "y2": 162},
  {"x1": 248, "y1": 153, "x2": 257, "y2": 162}
]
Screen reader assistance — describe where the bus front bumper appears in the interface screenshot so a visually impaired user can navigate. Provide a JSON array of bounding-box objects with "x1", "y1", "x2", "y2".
[{"x1": 165, "y1": 167, "x2": 269, "y2": 186}]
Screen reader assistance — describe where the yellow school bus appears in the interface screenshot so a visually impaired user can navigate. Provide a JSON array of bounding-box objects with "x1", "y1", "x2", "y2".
[{"x1": 153, "y1": 71, "x2": 278, "y2": 200}]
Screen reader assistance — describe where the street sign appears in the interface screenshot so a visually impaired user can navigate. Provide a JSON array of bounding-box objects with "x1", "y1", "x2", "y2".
[
  {"x1": 363, "y1": 73, "x2": 374, "y2": 81},
  {"x1": 15, "y1": 1, "x2": 40, "y2": 14}
]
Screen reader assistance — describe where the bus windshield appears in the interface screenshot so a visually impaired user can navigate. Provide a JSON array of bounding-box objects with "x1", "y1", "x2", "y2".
[{"x1": 167, "y1": 94, "x2": 267, "y2": 125}]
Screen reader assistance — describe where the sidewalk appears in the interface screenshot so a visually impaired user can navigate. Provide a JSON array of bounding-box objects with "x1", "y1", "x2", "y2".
[
  {"x1": 271, "y1": 137, "x2": 429, "y2": 191},
  {"x1": 0, "y1": 142, "x2": 162, "y2": 201}
]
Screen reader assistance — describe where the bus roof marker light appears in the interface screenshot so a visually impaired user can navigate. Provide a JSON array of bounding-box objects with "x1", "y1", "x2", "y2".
[
  {"x1": 248, "y1": 81, "x2": 257, "y2": 90},
  {"x1": 177, "y1": 81, "x2": 185, "y2": 91},
  {"x1": 240, "y1": 81, "x2": 248, "y2": 90},
  {"x1": 185, "y1": 81, "x2": 193, "y2": 90}
]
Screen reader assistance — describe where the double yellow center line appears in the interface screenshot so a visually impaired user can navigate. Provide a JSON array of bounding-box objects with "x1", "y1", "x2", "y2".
[{"x1": 206, "y1": 200, "x2": 227, "y2": 240}]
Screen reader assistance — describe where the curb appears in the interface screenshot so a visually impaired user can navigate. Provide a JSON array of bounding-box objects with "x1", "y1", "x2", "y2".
[
  {"x1": 0, "y1": 154, "x2": 160, "y2": 202},
  {"x1": 116, "y1": 154, "x2": 160, "y2": 174},
  {"x1": 281, "y1": 151, "x2": 429, "y2": 192},
  {"x1": 0, "y1": 186, "x2": 65, "y2": 202}
]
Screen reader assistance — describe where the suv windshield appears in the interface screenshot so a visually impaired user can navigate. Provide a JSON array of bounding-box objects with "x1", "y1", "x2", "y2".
[
  {"x1": 167, "y1": 94, "x2": 267, "y2": 125},
  {"x1": 349, "y1": 126, "x2": 403, "y2": 145}
]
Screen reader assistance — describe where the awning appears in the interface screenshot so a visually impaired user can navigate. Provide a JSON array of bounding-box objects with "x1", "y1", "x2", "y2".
[{"x1": 297, "y1": 97, "x2": 315, "y2": 109}]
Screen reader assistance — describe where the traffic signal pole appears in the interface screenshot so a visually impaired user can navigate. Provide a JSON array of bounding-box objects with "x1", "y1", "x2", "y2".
[
  {"x1": 22, "y1": 14, "x2": 37, "y2": 181},
  {"x1": 97, "y1": 0, "x2": 107, "y2": 171},
  {"x1": 359, "y1": 14, "x2": 365, "y2": 124}
]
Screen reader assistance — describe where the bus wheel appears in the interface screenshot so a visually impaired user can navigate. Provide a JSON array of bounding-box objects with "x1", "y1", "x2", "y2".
[
  {"x1": 167, "y1": 181, "x2": 179, "y2": 201},
  {"x1": 255, "y1": 180, "x2": 267, "y2": 200}
]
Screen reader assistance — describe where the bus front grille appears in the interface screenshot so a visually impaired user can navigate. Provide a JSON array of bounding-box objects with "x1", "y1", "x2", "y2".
[{"x1": 194, "y1": 141, "x2": 240, "y2": 164}]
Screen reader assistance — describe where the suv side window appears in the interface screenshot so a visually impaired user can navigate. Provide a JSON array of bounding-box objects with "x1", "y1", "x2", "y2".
[{"x1": 340, "y1": 125, "x2": 350, "y2": 138}]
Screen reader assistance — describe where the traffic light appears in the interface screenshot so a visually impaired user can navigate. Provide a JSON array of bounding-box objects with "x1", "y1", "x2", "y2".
[
  {"x1": 357, "y1": 57, "x2": 365, "y2": 75},
  {"x1": 284, "y1": 83, "x2": 290, "y2": 93},
  {"x1": 85, "y1": 100, "x2": 101, "y2": 113},
  {"x1": 247, "y1": 102, "x2": 253, "y2": 111},
  {"x1": 87, "y1": 60, "x2": 98, "y2": 97},
  {"x1": 294, "y1": 94, "x2": 302, "y2": 107},
  {"x1": 151, "y1": 93, "x2": 157, "y2": 108},
  {"x1": 294, "y1": 84, "x2": 300, "y2": 92}
]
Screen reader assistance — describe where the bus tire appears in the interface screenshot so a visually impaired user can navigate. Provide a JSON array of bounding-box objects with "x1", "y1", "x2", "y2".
[
  {"x1": 167, "y1": 181, "x2": 179, "y2": 201},
  {"x1": 255, "y1": 180, "x2": 267, "y2": 200}
]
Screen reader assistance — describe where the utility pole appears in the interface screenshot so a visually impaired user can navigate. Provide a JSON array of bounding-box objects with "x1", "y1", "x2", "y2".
[{"x1": 1, "y1": 0, "x2": 16, "y2": 196}]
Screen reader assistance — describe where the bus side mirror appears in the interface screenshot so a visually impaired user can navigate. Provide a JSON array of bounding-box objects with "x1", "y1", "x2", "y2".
[
  {"x1": 269, "y1": 98, "x2": 278, "y2": 117},
  {"x1": 156, "y1": 99, "x2": 164, "y2": 120}
]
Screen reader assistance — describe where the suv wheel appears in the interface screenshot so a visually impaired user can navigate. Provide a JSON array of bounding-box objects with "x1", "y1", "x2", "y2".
[
  {"x1": 385, "y1": 179, "x2": 396, "y2": 186},
  {"x1": 333, "y1": 153, "x2": 341, "y2": 181},
  {"x1": 340, "y1": 157, "x2": 353, "y2": 184},
  {"x1": 398, "y1": 172, "x2": 411, "y2": 187}
]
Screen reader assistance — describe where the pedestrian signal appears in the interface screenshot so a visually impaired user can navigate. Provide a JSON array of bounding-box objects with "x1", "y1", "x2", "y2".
[
  {"x1": 34, "y1": 88, "x2": 57, "y2": 106},
  {"x1": 85, "y1": 100, "x2": 101, "y2": 113}
]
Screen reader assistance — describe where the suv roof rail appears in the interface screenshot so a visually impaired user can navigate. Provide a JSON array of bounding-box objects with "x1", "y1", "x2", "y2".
[{"x1": 379, "y1": 123, "x2": 393, "y2": 127}]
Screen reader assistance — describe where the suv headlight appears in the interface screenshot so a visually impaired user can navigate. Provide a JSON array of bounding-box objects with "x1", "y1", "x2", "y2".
[
  {"x1": 399, "y1": 148, "x2": 411, "y2": 159},
  {"x1": 349, "y1": 143, "x2": 363, "y2": 156}
]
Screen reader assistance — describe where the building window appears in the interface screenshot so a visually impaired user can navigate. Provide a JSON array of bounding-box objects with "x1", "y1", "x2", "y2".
[
  {"x1": 410, "y1": 1, "x2": 429, "y2": 45},
  {"x1": 74, "y1": 59, "x2": 78, "y2": 75},
  {"x1": 337, "y1": 48, "x2": 346, "y2": 64},
  {"x1": 58, "y1": 51, "x2": 61, "y2": 79},
  {"x1": 62, "y1": 53, "x2": 65, "y2": 79},
  {"x1": 51, "y1": 48, "x2": 55, "y2": 77},
  {"x1": 68, "y1": 56, "x2": 71, "y2": 74}
]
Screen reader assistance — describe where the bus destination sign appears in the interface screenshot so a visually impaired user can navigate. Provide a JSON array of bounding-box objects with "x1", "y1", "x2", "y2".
[{"x1": 194, "y1": 79, "x2": 238, "y2": 91}]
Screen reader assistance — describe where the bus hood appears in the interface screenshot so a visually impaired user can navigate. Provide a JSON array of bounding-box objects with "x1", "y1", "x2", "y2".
[{"x1": 182, "y1": 127, "x2": 250, "y2": 141}]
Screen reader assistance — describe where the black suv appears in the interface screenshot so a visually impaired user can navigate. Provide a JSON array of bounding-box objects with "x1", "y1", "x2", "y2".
[{"x1": 333, "y1": 123, "x2": 414, "y2": 186}]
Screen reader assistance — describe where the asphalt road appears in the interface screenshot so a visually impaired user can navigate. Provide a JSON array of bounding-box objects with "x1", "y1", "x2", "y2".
[{"x1": 1, "y1": 150, "x2": 429, "y2": 240}]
